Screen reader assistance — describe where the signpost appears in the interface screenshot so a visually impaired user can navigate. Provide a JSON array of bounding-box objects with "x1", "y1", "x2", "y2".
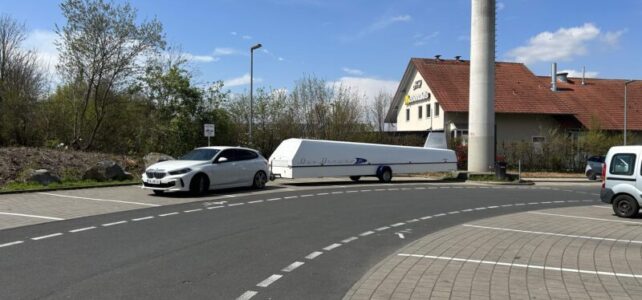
[{"x1": 204, "y1": 124, "x2": 215, "y2": 146}]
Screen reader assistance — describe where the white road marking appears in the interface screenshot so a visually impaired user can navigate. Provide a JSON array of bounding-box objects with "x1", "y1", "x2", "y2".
[
  {"x1": 0, "y1": 241, "x2": 23, "y2": 248},
  {"x1": 224, "y1": 195, "x2": 237, "y2": 198},
  {"x1": 282, "y1": 261, "x2": 305, "y2": 272},
  {"x1": 159, "y1": 212, "x2": 179, "y2": 217},
  {"x1": 346, "y1": 191, "x2": 359, "y2": 193},
  {"x1": 500, "y1": 204, "x2": 513, "y2": 207},
  {"x1": 390, "y1": 222, "x2": 406, "y2": 227},
  {"x1": 420, "y1": 216, "x2": 432, "y2": 220},
  {"x1": 528, "y1": 212, "x2": 642, "y2": 225},
  {"x1": 415, "y1": 187, "x2": 426, "y2": 190},
  {"x1": 284, "y1": 196, "x2": 298, "y2": 199},
  {"x1": 433, "y1": 213, "x2": 447, "y2": 217},
  {"x1": 360, "y1": 231, "x2": 375, "y2": 236},
  {"x1": 305, "y1": 251, "x2": 323, "y2": 259},
  {"x1": 528, "y1": 202, "x2": 539, "y2": 205},
  {"x1": 515, "y1": 203, "x2": 525, "y2": 206},
  {"x1": 553, "y1": 200, "x2": 565, "y2": 203},
  {"x1": 0, "y1": 211, "x2": 64, "y2": 221},
  {"x1": 31, "y1": 233, "x2": 62, "y2": 240},
  {"x1": 341, "y1": 237, "x2": 358, "y2": 243},
  {"x1": 567, "y1": 200, "x2": 580, "y2": 203},
  {"x1": 398, "y1": 253, "x2": 642, "y2": 278},
  {"x1": 267, "y1": 197, "x2": 282, "y2": 201},
  {"x1": 406, "y1": 219, "x2": 420, "y2": 223},
  {"x1": 462, "y1": 209, "x2": 474, "y2": 212},
  {"x1": 387, "y1": 188, "x2": 399, "y2": 191},
  {"x1": 448, "y1": 211, "x2": 460, "y2": 214},
  {"x1": 102, "y1": 220, "x2": 127, "y2": 227},
  {"x1": 228, "y1": 203, "x2": 245, "y2": 206},
  {"x1": 132, "y1": 216, "x2": 154, "y2": 221},
  {"x1": 592, "y1": 205, "x2": 611, "y2": 209},
  {"x1": 487, "y1": 206, "x2": 499, "y2": 209},
  {"x1": 256, "y1": 274, "x2": 283, "y2": 288},
  {"x1": 360, "y1": 189, "x2": 371, "y2": 192},
  {"x1": 206, "y1": 206, "x2": 224, "y2": 210},
  {"x1": 376, "y1": 226, "x2": 390, "y2": 231},
  {"x1": 183, "y1": 209, "x2": 202, "y2": 213},
  {"x1": 38, "y1": 192, "x2": 159, "y2": 207},
  {"x1": 69, "y1": 226, "x2": 96, "y2": 233},
  {"x1": 463, "y1": 224, "x2": 642, "y2": 244},
  {"x1": 236, "y1": 290, "x2": 257, "y2": 300},
  {"x1": 323, "y1": 243, "x2": 342, "y2": 251},
  {"x1": 248, "y1": 200, "x2": 265, "y2": 203},
  {"x1": 396, "y1": 233, "x2": 405, "y2": 239},
  {"x1": 316, "y1": 193, "x2": 329, "y2": 196},
  {"x1": 331, "y1": 191, "x2": 343, "y2": 194},
  {"x1": 375, "y1": 189, "x2": 386, "y2": 191}
]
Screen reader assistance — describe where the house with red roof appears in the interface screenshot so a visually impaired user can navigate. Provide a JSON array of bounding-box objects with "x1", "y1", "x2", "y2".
[{"x1": 385, "y1": 57, "x2": 642, "y2": 146}]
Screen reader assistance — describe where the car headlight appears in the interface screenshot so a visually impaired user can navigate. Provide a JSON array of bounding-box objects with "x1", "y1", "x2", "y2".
[{"x1": 168, "y1": 168, "x2": 192, "y2": 175}]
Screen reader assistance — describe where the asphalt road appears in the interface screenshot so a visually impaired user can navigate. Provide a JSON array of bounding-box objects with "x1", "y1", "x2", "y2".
[{"x1": 0, "y1": 183, "x2": 600, "y2": 299}]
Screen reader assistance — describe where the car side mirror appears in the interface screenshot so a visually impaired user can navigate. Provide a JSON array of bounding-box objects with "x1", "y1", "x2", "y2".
[{"x1": 217, "y1": 157, "x2": 228, "y2": 163}]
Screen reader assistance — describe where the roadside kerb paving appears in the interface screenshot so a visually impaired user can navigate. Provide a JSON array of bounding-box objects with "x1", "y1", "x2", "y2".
[{"x1": 343, "y1": 205, "x2": 642, "y2": 300}]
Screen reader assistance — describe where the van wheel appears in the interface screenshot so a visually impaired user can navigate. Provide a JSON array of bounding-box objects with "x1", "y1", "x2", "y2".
[
  {"x1": 252, "y1": 171, "x2": 268, "y2": 189},
  {"x1": 378, "y1": 168, "x2": 393, "y2": 183},
  {"x1": 349, "y1": 176, "x2": 361, "y2": 182},
  {"x1": 153, "y1": 190, "x2": 164, "y2": 196},
  {"x1": 190, "y1": 174, "x2": 209, "y2": 196},
  {"x1": 613, "y1": 195, "x2": 640, "y2": 218}
]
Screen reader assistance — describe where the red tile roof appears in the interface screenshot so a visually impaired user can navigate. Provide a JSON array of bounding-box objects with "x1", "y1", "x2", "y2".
[
  {"x1": 536, "y1": 76, "x2": 642, "y2": 130},
  {"x1": 412, "y1": 58, "x2": 573, "y2": 114}
]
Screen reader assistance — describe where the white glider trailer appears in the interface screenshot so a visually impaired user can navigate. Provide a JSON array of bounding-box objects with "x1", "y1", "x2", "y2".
[{"x1": 268, "y1": 133, "x2": 457, "y2": 182}]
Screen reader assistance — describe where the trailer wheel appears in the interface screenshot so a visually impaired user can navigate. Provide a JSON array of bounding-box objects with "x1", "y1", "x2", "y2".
[
  {"x1": 349, "y1": 176, "x2": 361, "y2": 182},
  {"x1": 378, "y1": 167, "x2": 392, "y2": 183}
]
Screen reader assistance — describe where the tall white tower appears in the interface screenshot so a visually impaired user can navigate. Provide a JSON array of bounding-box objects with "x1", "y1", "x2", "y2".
[{"x1": 468, "y1": 0, "x2": 496, "y2": 172}]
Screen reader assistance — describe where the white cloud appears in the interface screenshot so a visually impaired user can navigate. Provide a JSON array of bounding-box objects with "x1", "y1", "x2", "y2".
[
  {"x1": 559, "y1": 69, "x2": 599, "y2": 78},
  {"x1": 277, "y1": 57, "x2": 284, "y2": 61},
  {"x1": 224, "y1": 73, "x2": 262, "y2": 87},
  {"x1": 23, "y1": 30, "x2": 58, "y2": 69},
  {"x1": 183, "y1": 53, "x2": 219, "y2": 63},
  {"x1": 230, "y1": 31, "x2": 237, "y2": 36},
  {"x1": 507, "y1": 23, "x2": 600, "y2": 64},
  {"x1": 601, "y1": 29, "x2": 626, "y2": 47},
  {"x1": 369, "y1": 15, "x2": 412, "y2": 32},
  {"x1": 242, "y1": 35, "x2": 252, "y2": 40},
  {"x1": 213, "y1": 47, "x2": 238, "y2": 56},
  {"x1": 413, "y1": 31, "x2": 439, "y2": 46},
  {"x1": 328, "y1": 76, "x2": 398, "y2": 105},
  {"x1": 342, "y1": 67, "x2": 364, "y2": 76},
  {"x1": 497, "y1": 2, "x2": 505, "y2": 11}
]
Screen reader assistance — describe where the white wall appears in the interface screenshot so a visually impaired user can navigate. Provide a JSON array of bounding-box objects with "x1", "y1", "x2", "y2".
[{"x1": 395, "y1": 70, "x2": 445, "y2": 131}]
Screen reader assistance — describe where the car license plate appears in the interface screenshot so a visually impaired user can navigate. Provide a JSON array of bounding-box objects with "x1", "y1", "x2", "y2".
[{"x1": 148, "y1": 179, "x2": 161, "y2": 185}]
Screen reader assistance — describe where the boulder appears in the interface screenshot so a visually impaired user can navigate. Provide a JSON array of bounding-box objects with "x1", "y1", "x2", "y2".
[
  {"x1": 144, "y1": 152, "x2": 174, "y2": 169},
  {"x1": 27, "y1": 169, "x2": 61, "y2": 186},
  {"x1": 83, "y1": 160, "x2": 128, "y2": 181}
]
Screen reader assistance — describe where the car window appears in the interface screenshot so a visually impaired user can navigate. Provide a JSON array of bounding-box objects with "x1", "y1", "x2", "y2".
[
  {"x1": 238, "y1": 150, "x2": 259, "y2": 161},
  {"x1": 179, "y1": 149, "x2": 220, "y2": 161},
  {"x1": 217, "y1": 149, "x2": 236, "y2": 162},
  {"x1": 610, "y1": 153, "x2": 636, "y2": 176}
]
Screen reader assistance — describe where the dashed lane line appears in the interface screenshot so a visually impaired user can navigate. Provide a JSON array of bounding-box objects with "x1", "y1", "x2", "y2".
[
  {"x1": 159, "y1": 212, "x2": 179, "y2": 217},
  {"x1": 305, "y1": 251, "x2": 323, "y2": 260},
  {"x1": 228, "y1": 203, "x2": 245, "y2": 206},
  {"x1": 390, "y1": 222, "x2": 406, "y2": 227},
  {"x1": 463, "y1": 224, "x2": 642, "y2": 244},
  {"x1": 0, "y1": 211, "x2": 64, "y2": 221},
  {"x1": 360, "y1": 231, "x2": 375, "y2": 237},
  {"x1": 0, "y1": 241, "x2": 23, "y2": 248},
  {"x1": 31, "y1": 233, "x2": 63, "y2": 240},
  {"x1": 102, "y1": 220, "x2": 127, "y2": 227},
  {"x1": 183, "y1": 209, "x2": 202, "y2": 213},
  {"x1": 132, "y1": 216, "x2": 154, "y2": 221},
  {"x1": 266, "y1": 198, "x2": 282, "y2": 201},
  {"x1": 323, "y1": 243, "x2": 342, "y2": 251},
  {"x1": 341, "y1": 237, "x2": 358, "y2": 243},
  {"x1": 256, "y1": 274, "x2": 283, "y2": 288},
  {"x1": 69, "y1": 226, "x2": 96, "y2": 233},
  {"x1": 282, "y1": 261, "x2": 305, "y2": 272},
  {"x1": 398, "y1": 253, "x2": 642, "y2": 279},
  {"x1": 284, "y1": 196, "x2": 298, "y2": 199},
  {"x1": 375, "y1": 226, "x2": 390, "y2": 231},
  {"x1": 38, "y1": 192, "x2": 159, "y2": 207},
  {"x1": 206, "y1": 206, "x2": 224, "y2": 210},
  {"x1": 236, "y1": 290, "x2": 258, "y2": 300}
]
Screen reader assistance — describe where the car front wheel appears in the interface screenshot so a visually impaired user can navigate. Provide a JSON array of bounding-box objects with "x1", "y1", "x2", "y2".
[
  {"x1": 190, "y1": 174, "x2": 209, "y2": 196},
  {"x1": 252, "y1": 171, "x2": 268, "y2": 189},
  {"x1": 613, "y1": 194, "x2": 640, "y2": 218}
]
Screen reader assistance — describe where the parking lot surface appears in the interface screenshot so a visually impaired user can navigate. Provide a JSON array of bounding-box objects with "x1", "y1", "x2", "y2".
[{"x1": 344, "y1": 205, "x2": 642, "y2": 300}]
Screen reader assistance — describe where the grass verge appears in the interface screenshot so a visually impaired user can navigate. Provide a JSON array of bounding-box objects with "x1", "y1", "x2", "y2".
[{"x1": 0, "y1": 179, "x2": 140, "y2": 193}]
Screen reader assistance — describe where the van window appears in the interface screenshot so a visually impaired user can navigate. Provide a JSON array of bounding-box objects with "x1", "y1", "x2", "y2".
[{"x1": 610, "y1": 153, "x2": 636, "y2": 176}]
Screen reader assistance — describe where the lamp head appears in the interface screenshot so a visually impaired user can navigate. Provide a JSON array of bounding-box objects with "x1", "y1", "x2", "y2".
[{"x1": 251, "y1": 43, "x2": 262, "y2": 51}]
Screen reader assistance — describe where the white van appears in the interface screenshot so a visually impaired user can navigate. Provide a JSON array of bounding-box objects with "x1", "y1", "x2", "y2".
[{"x1": 600, "y1": 146, "x2": 642, "y2": 218}]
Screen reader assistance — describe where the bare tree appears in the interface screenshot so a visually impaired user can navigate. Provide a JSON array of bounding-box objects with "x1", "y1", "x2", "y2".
[
  {"x1": 56, "y1": 0, "x2": 165, "y2": 150},
  {"x1": 370, "y1": 91, "x2": 391, "y2": 132}
]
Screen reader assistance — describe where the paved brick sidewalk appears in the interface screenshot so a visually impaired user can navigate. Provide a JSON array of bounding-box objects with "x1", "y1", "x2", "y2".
[{"x1": 344, "y1": 206, "x2": 642, "y2": 300}]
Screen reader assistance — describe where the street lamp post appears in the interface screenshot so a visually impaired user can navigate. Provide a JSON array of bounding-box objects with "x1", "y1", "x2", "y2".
[
  {"x1": 249, "y1": 43, "x2": 262, "y2": 145},
  {"x1": 624, "y1": 80, "x2": 635, "y2": 145}
]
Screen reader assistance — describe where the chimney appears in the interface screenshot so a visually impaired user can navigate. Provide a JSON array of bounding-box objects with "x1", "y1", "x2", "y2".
[
  {"x1": 550, "y1": 62, "x2": 557, "y2": 92},
  {"x1": 581, "y1": 66, "x2": 586, "y2": 85},
  {"x1": 434, "y1": 54, "x2": 442, "y2": 61},
  {"x1": 455, "y1": 55, "x2": 462, "y2": 61}
]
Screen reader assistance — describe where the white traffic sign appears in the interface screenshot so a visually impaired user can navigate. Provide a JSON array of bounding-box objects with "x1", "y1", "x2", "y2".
[{"x1": 204, "y1": 124, "x2": 215, "y2": 137}]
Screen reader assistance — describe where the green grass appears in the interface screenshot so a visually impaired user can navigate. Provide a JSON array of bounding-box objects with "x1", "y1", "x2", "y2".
[{"x1": 0, "y1": 179, "x2": 140, "y2": 193}]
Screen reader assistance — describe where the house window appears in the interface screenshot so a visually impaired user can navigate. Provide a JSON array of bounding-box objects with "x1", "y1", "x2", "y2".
[
  {"x1": 405, "y1": 108, "x2": 410, "y2": 121},
  {"x1": 426, "y1": 104, "x2": 431, "y2": 118},
  {"x1": 418, "y1": 106, "x2": 423, "y2": 119},
  {"x1": 434, "y1": 103, "x2": 440, "y2": 117}
]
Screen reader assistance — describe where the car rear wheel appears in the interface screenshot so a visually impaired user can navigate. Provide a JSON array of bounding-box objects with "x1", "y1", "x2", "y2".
[
  {"x1": 190, "y1": 174, "x2": 209, "y2": 196},
  {"x1": 586, "y1": 171, "x2": 597, "y2": 181},
  {"x1": 613, "y1": 194, "x2": 640, "y2": 218},
  {"x1": 349, "y1": 176, "x2": 361, "y2": 182},
  {"x1": 252, "y1": 171, "x2": 268, "y2": 189}
]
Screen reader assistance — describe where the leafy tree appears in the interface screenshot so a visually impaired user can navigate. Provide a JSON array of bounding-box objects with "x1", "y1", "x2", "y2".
[{"x1": 56, "y1": 0, "x2": 165, "y2": 150}]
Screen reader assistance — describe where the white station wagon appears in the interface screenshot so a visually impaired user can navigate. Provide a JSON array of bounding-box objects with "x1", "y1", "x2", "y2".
[{"x1": 142, "y1": 146, "x2": 270, "y2": 195}]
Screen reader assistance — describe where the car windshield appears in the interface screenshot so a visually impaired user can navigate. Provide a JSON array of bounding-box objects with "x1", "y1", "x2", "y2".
[{"x1": 178, "y1": 149, "x2": 220, "y2": 161}]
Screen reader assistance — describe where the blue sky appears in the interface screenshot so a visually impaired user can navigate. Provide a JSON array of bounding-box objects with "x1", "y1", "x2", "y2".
[{"x1": 2, "y1": 0, "x2": 642, "y2": 100}]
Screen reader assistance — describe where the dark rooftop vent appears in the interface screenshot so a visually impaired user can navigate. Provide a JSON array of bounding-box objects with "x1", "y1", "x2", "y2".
[
  {"x1": 434, "y1": 54, "x2": 441, "y2": 61},
  {"x1": 455, "y1": 55, "x2": 461, "y2": 61}
]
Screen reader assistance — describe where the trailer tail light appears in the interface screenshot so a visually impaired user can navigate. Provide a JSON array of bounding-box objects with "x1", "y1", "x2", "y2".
[{"x1": 601, "y1": 162, "x2": 606, "y2": 189}]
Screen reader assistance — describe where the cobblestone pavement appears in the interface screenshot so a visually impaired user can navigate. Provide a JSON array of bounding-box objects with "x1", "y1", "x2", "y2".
[{"x1": 344, "y1": 205, "x2": 642, "y2": 300}]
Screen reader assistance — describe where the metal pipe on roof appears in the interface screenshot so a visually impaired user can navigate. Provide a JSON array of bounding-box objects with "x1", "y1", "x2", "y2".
[
  {"x1": 551, "y1": 62, "x2": 557, "y2": 92},
  {"x1": 581, "y1": 66, "x2": 586, "y2": 85},
  {"x1": 467, "y1": 0, "x2": 496, "y2": 172}
]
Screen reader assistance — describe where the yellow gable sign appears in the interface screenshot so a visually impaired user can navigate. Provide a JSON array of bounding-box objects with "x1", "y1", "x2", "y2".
[{"x1": 404, "y1": 95, "x2": 410, "y2": 105}]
